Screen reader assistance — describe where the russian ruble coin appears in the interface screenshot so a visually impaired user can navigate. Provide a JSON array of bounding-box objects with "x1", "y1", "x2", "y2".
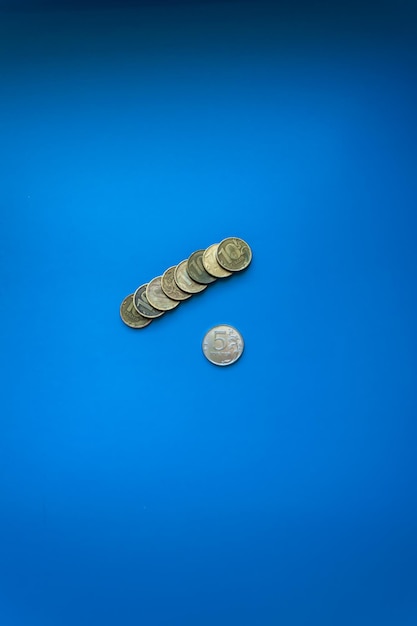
[
  {"x1": 161, "y1": 266, "x2": 191, "y2": 301},
  {"x1": 133, "y1": 284, "x2": 164, "y2": 319},
  {"x1": 202, "y1": 324, "x2": 244, "y2": 366},
  {"x1": 216, "y1": 237, "x2": 252, "y2": 272},
  {"x1": 187, "y1": 249, "x2": 217, "y2": 285},
  {"x1": 120, "y1": 294, "x2": 153, "y2": 329},
  {"x1": 174, "y1": 260, "x2": 207, "y2": 294},
  {"x1": 146, "y1": 276, "x2": 180, "y2": 311},
  {"x1": 202, "y1": 243, "x2": 232, "y2": 278}
]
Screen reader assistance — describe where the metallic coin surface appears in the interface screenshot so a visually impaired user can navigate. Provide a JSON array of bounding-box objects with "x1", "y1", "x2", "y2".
[
  {"x1": 202, "y1": 243, "x2": 233, "y2": 278},
  {"x1": 161, "y1": 266, "x2": 191, "y2": 301},
  {"x1": 202, "y1": 324, "x2": 244, "y2": 366},
  {"x1": 133, "y1": 284, "x2": 164, "y2": 319},
  {"x1": 120, "y1": 294, "x2": 152, "y2": 329},
  {"x1": 187, "y1": 249, "x2": 217, "y2": 285},
  {"x1": 216, "y1": 237, "x2": 252, "y2": 272},
  {"x1": 146, "y1": 276, "x2": 180, "y2": 311},
  {"x1": 174, "y1": 260, "x2": 207, "y2": 294}
]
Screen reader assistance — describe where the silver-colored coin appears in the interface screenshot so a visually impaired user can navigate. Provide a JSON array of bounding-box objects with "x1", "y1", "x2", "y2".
[
  {"x1": 146, "y1": 276, "x2": 180, "y2": 311},
  {"x1": 174, "y1": 260, "x2": 207, "y2": 294},
  {"x1": 202, "y1": 324, "x2": 244, "y2": 366},
  {"x1": 202, "y1": 243, "x2": 232, "y2": 278},
  {"x1": 216, "y1": 237, "x2": 252, "y2": 272},
  {"x1": 187, "y1": 249, "x2": 217, "y2": 285},
  {"x1": 133, "y1": 284, "x2": 164, "y2": 319},
  {"x1": 120, "y1": 294, "x2": 152, "y2": 329},
  {"x1": 161, "y1": 266, "x2": 191, "y2": 301}
]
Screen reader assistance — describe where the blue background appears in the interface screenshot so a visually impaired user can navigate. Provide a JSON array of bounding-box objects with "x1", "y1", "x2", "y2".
[{"x1": 1, "y1": 1, "x2": 417, "y2": 625}]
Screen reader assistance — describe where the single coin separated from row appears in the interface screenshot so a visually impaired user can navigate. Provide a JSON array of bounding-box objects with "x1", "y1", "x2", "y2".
[{"x1": 202, "y1": 324, "x2": 244, "y2": 366}]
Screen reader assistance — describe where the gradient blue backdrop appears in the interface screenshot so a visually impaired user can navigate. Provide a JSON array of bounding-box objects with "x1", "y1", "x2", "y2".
[{"x1": 1, "y1": 2, "x2": 417, "y2": 625}]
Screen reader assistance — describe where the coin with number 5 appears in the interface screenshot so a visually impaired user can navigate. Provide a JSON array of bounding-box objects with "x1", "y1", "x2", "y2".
[{"x1": 202, "y1": 324, "x2": 244, "y2": 366}]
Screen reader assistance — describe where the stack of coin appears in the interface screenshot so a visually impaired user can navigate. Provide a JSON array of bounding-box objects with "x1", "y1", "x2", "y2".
[{"x1": 120, "y1": 237, "x2": 252, "y2": 329}]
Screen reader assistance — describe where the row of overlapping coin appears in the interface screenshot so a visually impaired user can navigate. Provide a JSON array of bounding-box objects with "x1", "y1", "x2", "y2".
[{"x1": 120, "y1": 237, "x2": 252, "y2": 328}]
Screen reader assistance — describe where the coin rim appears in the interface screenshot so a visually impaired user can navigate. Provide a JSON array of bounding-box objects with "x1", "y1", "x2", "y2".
[
  {"x1": 174, "y1": 260, "x2": 207, "y2": 294},
  {"x1": 120, "y1": 293, "x2": 153, "y2": 329},
  {"x1": 161, "y1": 266, "x2": 192, "y2": 301},
  {"x1": 202, "y1": 324, "x2": 245, "y2": 367},
  {"x1": 216, "y1": 237, "x2": 253, "y2": 272},
  {"x1": 187, "y1": 249, "x2": 217, "y2": 285},
  {"x1": 202, "y1": 243, "x2": 233, "y2": 278},
  {"x1": 133, "y1": 283, "x2": 165, "y2": 319},
  {"x1": 146, "y1": 276, "x2": 181, "y2": 311}
]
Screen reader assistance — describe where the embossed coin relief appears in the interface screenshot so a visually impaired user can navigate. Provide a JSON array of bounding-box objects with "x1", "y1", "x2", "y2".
[
  {"x1": 202, "y1": 244, "x2": 232, "y2": 278},
  {"x1": 174, "y1": 260, "x2": 207, "y2": 294},
  {"x1": 217, "y1": 237, "x2": 252, "y2": 272},
  {"x1": 120, "y1": 294, "x2": 153, "y2": 329},
  {"x1": 133, "y1": 285, "x2": 164, "y2": 319},
  {"x1": 161, "y1": 266, "x2": 191, "y2": 301},
  {"x1": 187, "y1": 250, "x2": 217, "y2": 285},
  {"x1": 120, "y1": 238, "x2": 252, "y2": 329},
  {"x1": 146, "y1": 276, "x2": 180, "y2": 311},
  {"x1": 202, "y1": 325, "x2": 244, "y2": 366}
]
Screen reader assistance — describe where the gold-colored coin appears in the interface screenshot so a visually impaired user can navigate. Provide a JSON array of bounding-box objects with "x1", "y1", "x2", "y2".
[
  {"x1": 120, "y1": 294, "x2": 152, "y2": 329},
  {"x1": 202, "y1": 324, "x2": 244, "y2": 366},
  {"x1": 146, "y1": 276, "x2": 180, "y2": 311},
  {"x1": 216, "y1": 237, "x2": 252, "y2": 272},
  {"x1": 174, "y1": 260, "x2": 207, "y2": 294},
  {"x1": 133, "y1": 284, "x2": 164, "y2": 319},
  {"x1": 202, "y1": 243, "x2": 232, "y2": 278},
  {"x1": 187, "y1": 250, "x2": 217, "y2": 285},
  {"x1": 161, "y1": 266, "x2": 191, "y2": 301}
]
